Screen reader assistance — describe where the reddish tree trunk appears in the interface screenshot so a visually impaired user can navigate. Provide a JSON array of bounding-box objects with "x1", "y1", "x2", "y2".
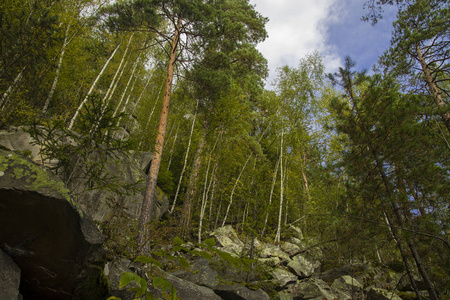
[{"x1": 137, "y1": 18, "x2": 181, "y2": 254}]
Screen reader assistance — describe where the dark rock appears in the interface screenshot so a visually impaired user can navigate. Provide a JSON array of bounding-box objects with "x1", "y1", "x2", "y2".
[
  {"x1": 319, "y1": 263, "x2": 374, "y2": 284},
  {"x1": 214, "y1": 284, "x2": 270, "y2": 300},
  {"x1": 366, "y1": 287, "x2": 402, "y2": 300},
  {"x1": 172, "y1": 257, "x2": 221, "y2": 289},
  {"x1": 0, "y1": 150, "x2": 107, "y2": 300},
  {"x1": 0, "y1": 249, "x2": 21, "y2": 300},
  {"x1": 292, "y1": 278, "x2": 349, "y2": 300},
  {"x1": 287, "y1": 254, "x2": 320, "y2": 278},
  {"x1": 105, "y1": 259, "x2": 136, "y2": 300},
  {"x1": 155, "y1": 269, "x2": 222, "y2": 300}
]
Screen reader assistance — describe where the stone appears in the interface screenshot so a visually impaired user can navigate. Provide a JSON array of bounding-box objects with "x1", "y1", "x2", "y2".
[
  {"x1": 275, "y1": 291, "x2": 293, "y2": 300},
  {"x1": 260, "y1": 243, "x2": 290, "y2": 262},
  {"x1": 214, "y1": 284, "x2": 270, "y2": 300},
  {"x1": 286, "y1": 225, "x2": 304, "y2": 240},
  {"x1": 271, "y1": 268, "x2": 298, "y2": 287},
  {"x1": 332, "y1": 275, "x2": 363, "y2": 297},
  {"x1": 0, "y1": 249, "x2": 21, "y2": 300},
  {"x1": 0, "y1": 149, "x2": 107, "y2": 300},
  {"x1": 319, "y1": 263, "x2": 374, "y2": 284},
  {"x1": 258, "y1": 257, "x2": 282, "y2": 266},
  {"x1": 366, "y1": 287, "x2": 402, "y2": 300},
  {"x1": 156, "y1": 269, "x2": 222, "y2": 300},
  {"x1": 171, "y1": 257, "x2": 221, "y2": 289},
  {"x1": 0, "y1": 126, "x2": 43, "y2": 164},
  {"x1": 211, "y1": 225, "x2": 244, "y2": 255},
  {"x1": 287, "y1": 254, "x2": 320, "y2": 278},
  {"x1": 292, "y1": 278, "x2": 350, "y2": 300},
  {"x1": 281, "y1": 241, "x2": 301, "y2": 255},
  {"x1": 105, "y1": 259, "x2": 136, "y2": 300}
]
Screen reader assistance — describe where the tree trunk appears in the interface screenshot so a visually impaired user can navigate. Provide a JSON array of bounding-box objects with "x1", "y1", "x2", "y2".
[
  {"x1": 138, "y1": 83, "x2": 164, "y2": 150},
  {"x1": 1, "y1": 66, "x2": 25, "y2": 112},
  {"x1": 198, "y1": 131, "x2": 221, "y2": 242},
  {"x1": 275, "y1": 128, "x2": 285, "y2": 244},
  {"x1": 137, "y1": 18, "x2": 181, "y2": 254},
  {"x1": 43, "y1": 24, "x2": 71, "y2": 114},
  {"x1": 416, "y1": 43, "x2": 450, "y2": 132},
  {"x1": 68, "y1": 42, "x2": 121, "y2": 130},
  {"x1": 179, "y1": 124, "x2": 206, "y2": 237},
  {"x1": 261, "y1": 156, "x2": 280, "y2": 238},
  {"x1": 170, "y1": 101, "x2": 198, "y2": 214},
  {"x1": 221, "y1": 154, "x2": 252, "y2": 227}
]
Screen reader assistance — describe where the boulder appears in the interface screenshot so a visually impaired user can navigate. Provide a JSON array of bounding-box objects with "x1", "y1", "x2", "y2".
[
  {"x1": 0, "y1": 126, "x2": 43, "y2": 164},
  {"x1": 211, "y1": 225, "x2": 244, "y2": 255},
  {"x1": 0, "y1": 150, "x2": 107, "y2": 300},
  {"x1": 319, "y1": 263, "x2": 374, "y2": 284},
  {"x1": 271, "y1": 268, "x2": 298, "y2": 287},
  {"x1": 0, "y1": 249, "x2": 21, "y2": 300},
  {"x1": 171, "y1": 257, "x2": 221, "y2": 289},
  {"x1": 366, "y1": 287, "x2": 402, "y2": 300},
  {"x1": 213, "y1": 284, "x2": 270, "y2": 300},
  {"x1": 332, "y1": 275, "x2": 363, "y2": 297},
  {"x1": 287, "y1": 254, "x2": 320, "y2": 278},
  {"x1": 260, "y1": 243, "x2": 290, "y2": 262},
  {"x1": 281, "y1": 242, "x2": 301, "y2": 255},
  {"x1": 156, "y1": 269, "x2": 222, "y2": 300},
  {"x1": 104, "y1": 259, "x2": 136, "y2": 300},
  {"x1": 292, "y1": 278, "x2": 350, "y2": 300},
  {"x1": 275, "y1": 291, "x2": 294, "y2": 300}
]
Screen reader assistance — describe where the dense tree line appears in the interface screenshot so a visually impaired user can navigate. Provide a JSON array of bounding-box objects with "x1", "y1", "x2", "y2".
[{"x1": 1, "y1": 0, "x2": 448, "y2": 297}]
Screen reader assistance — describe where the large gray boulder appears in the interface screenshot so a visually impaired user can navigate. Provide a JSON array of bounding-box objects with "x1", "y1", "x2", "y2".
[
  {"x1": 366, "y1": 287, "x2": 402, "y2": 300},
  {"x1": 271, "y1": 268, "x2": 298, "y2": 287},
  {"x1": 154, "y1": 269, "x2": 222, "y2": 300},
  {"x1": 172, "y1": 257, "x2": 222, "y2": 289},
  {"x1": 287, "y1": 254, "x2": 320, "y2": 278},
  {"x1": 292, "y1": 278, "x2": 350, "y2": 300},
  {"x1": 213, "y1": 284, "x2": 270, "y2": 300},
  {"x1": 0, "y1": 150, "x2": 107, "y2": 300},
  {"x1": 0, "y1": 249, "x2": 21, "y2": 300},
  {"x1": 210, "y1": 225, "x2": 244, "y2": 255},
  {"x1": 332, "y1": 275, "x2": 363, "y2": 298}
]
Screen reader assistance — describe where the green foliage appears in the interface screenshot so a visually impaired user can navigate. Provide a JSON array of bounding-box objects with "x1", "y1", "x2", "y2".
[{"x1": 27, "y1": 94, "x2": 136, "y2": 196}]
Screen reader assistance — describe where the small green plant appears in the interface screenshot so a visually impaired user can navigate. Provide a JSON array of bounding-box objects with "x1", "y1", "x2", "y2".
[{"x1": 27, "y1": 94, "x2": 137, "y2": 197}]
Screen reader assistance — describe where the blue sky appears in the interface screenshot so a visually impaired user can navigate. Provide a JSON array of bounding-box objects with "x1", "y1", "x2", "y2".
[{"x1": 249, "y1": 0, "x2": 398, "y2": 87}]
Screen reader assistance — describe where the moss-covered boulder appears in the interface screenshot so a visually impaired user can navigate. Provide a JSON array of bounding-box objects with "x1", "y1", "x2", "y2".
[{"x1": 0, "y1": 149, "x2": 107, "y2": 300}]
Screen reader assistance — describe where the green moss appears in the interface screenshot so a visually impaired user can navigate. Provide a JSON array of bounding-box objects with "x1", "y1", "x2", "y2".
[{"x1": 0, "y1": 150, "x2": 84, "y2": 217}]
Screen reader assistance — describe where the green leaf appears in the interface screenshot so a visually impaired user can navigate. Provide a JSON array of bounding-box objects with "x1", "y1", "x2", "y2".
[
  {"x1": 173, "y1": 236, "x2": 185, "y2": 245},
  {"x1": 203, "y1": 238, "x2": 216, "y2": 246},
  {"x1": 119, "y1": 272, "x2": 141, "y2": 289},
  {"x1": 177, "y1": 257, "x2": 190, "y2": 269},
  {"x1": 199, "y1": 251, "x2": 213, "y2": 260},
  {"x1": 107, "y1": 297, "x2": 122, "y2": 300}
]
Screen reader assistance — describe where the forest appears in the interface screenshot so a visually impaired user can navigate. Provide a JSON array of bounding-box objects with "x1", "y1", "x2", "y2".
[{"x1": 0, "y1": 0, "x2": 449, "y2": 298}]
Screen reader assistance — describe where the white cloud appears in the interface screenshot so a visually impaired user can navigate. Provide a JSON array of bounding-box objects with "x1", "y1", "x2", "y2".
[{"x1": 250, "y1": 0, "x2": 342, "y2": 87}]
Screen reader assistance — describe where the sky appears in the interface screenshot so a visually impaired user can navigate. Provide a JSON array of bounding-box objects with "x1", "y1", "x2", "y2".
[{"x1": 248, "y1": 0, "x2": 398, "y2": 87}]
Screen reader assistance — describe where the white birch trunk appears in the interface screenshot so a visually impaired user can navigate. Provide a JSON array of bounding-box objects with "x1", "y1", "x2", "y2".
[
  {"x1": 43, "y1": 24, "x2": 71, "y2": 114},
  {"x1": 198, "y1": 132, "x2": 221, "y2": 242},
  {"x1": 221, "y1": 154, "x2": 252, "y2": 227},
  {"x1": 169, "y1": 101, "x2": 198, "y2": 213},
  {"x1": 68, "y1": 42, "x2": 121, "y2": 130},
  {"x1": 103, "y1": 34, "x2": 133, "y2": 106},
  {"x1": 261, "y1": 157, "x2": 280, "y2": 237},
  {"x1": 275, "y1": 128, "x2": 284, "y2": 244},
  {"x1": 198, "y1": 162, "x2": 218, "y2": 243},
  {"x1": 113, "y1": 56, "x2": 140, "y2": 118},
  {"x1": 138, "y1": 84, "x2": 164, "y2": 149},
  {"x1": 1, "y1": 67, "x2": 25, "y2": 111}
]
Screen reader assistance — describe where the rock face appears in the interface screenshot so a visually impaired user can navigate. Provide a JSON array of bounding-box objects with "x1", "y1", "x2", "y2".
[
  {"x1": 0, "y1": 249, "x2": 21, "y2": 300},
  {"x1": 0, "y1": 150, "x2": 107, "y2": 299}
]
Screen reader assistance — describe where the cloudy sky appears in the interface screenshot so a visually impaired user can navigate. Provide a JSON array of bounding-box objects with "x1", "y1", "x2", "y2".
[{"x1": 248, "y1": 0, "x2": 398, "y2": 87}]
